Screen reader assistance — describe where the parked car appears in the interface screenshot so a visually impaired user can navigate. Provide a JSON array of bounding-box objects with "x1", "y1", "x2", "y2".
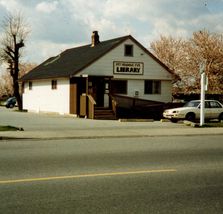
[
  {"x1": 163, "y1": 100, "x2": 223, "y2": 122},
  {"x1": 5, "y1": 97, "x2": 17, "y2": 108}
]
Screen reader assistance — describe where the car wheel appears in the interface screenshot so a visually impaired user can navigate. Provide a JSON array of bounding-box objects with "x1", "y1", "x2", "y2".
[
  {"x1": 9, "y1": 104, "x2": 14, "y2": 108},
  {"x1": 219, "y1": 113, "x2": 223, "y2": 122},
  {"x1": 170, "y1": 118, "x2": 178, "y2": 123},
  {"x1": 185, "y1": 112, "x2": 195, "y2": 121}
]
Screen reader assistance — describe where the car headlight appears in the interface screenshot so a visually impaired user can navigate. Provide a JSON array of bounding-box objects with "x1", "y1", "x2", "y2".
[{"x1": 172, "y1": 111, "x2": 179, "y2": 113}]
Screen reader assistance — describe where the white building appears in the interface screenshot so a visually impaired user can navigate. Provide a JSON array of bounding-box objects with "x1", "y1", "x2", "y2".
[{"x1": 21, "y1": 31, "x2": 173, "y2": 119}]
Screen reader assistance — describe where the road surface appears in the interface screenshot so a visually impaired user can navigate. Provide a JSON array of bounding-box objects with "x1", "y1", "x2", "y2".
[{"x1": 0, "y1": 135, "x2": 223, "y2": 213}]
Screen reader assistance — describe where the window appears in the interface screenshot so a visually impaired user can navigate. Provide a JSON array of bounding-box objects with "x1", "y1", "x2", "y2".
[
  {"x1": 209, "y1": 101, "x2": 222, "y2": 108},
  {"x1": 205, "y1": 101, "x2": 210, "y2": 108},
  {"x1": 184, "y1": 101, "x2": 200, "y2": 107},
  {"x1": 29, "y1": 81, "x2": 32, "y2": 90},
  {"x1": 21, "y1": 83, "x2": 24, "y2": 93},
  {"x1": 144, "y1": 80, "x2": 161, "y2": 94},
  {"x1": 124, "y1": 44, "x2": 133, "y2": 56},
  {"x1": 51, "y1": 80, "x2": 57, "y2": 90},
  {"x1": 111, "y1": 80, "x2": 127, "y2": 94}
]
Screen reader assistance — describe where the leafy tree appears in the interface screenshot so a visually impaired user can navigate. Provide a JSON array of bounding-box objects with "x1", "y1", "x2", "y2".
[
  {"x1": 150, "y1": 30, "x2": 223, "y2": 95},
  {"x1": 0, "y1": 63, "x2": 37, "y2": 98},
  {"x1": 188, "y1": 30, "x2": 223, "y2": 94},
  {"x1": 0, "y1": 70, "x2": 12, "y2": 97},
  {"x1": 0, "y1": 12, "x2": 29, "y2": 110}
]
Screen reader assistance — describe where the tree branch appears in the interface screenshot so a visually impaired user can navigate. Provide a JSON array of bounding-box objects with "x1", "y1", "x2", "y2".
[{"x1": 4, "y1": 44, "x2": 15, "y2": 59}]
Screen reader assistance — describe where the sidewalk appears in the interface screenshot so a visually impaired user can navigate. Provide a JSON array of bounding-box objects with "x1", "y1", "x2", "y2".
[{"x1": 1, "y1": 107, "x2": 223, "y2": 140}]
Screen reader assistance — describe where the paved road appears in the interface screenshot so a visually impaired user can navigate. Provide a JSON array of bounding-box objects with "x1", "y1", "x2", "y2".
[{"x1": 0, "y1": 135, "x2": 223, "y2": 213}]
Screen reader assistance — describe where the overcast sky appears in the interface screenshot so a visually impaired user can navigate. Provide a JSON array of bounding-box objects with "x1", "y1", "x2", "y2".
[{"x1": 0, "y1": 0, "x2": 223, "y2": 65}]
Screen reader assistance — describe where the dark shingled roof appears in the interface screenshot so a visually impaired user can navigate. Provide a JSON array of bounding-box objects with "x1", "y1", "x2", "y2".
[
  {"x1": 21, "y1": 35, "x2": 130, "y2": 81},
  {"x1": 21, "y1": 35, "x2": 173, "y2": 81}
]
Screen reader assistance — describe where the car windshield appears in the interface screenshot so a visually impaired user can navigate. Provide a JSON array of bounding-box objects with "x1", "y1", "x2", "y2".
[{"x1": 184, "y1": 101, "x2": 200, "y2": 108}]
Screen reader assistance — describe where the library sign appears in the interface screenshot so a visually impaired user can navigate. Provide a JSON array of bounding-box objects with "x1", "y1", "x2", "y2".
[{"x1": 113, "y1": 61, "x2": 144, "y2": 75}]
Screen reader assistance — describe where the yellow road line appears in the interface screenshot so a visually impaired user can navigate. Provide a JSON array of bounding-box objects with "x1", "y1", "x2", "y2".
[{"x1": 0, "y1": 169, "x2": 177, "y2": 184}]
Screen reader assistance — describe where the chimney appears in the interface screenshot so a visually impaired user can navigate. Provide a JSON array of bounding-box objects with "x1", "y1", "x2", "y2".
[{"x1": 91, "y1": 31, "x2": 100, "y2": 47}]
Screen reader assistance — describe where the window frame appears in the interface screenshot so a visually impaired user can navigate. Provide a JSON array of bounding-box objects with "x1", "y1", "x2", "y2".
[
  {"x1": 51, "y1": 80, "x2": 57, "y2": 90},
  {"x1": 124, "y1": 44, "x2": 133, "y2": 57},
  {"x1": 21, "y1": 82, "x2": 25, "y2": 93},
  {"x1": 144, "y1": 80, "x2": 161, "y2": 95},
  {"x1": 111, "y1": 80, "x2": 128, "y2": 95},
  {"x1": 28, "y1": 81, "x2": 32, "y2": 90}
]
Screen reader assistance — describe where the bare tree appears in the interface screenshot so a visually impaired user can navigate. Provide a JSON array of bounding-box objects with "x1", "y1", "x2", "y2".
[
  {"x1": 0, "y1": 12, "x2": 29, "y2": 110},
  {"x1": 150, "y1": 30, "x2": 223, "y2": 95}
]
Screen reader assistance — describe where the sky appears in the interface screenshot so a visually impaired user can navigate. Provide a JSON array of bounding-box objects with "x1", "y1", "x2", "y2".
[{"x1": 0, "y1": 0, "x2": 223, "y2": 66}]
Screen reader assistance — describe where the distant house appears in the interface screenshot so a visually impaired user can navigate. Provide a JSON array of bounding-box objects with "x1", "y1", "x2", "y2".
[{"x1": 21, "y1": 31, "x2": 173, "y2": 119}]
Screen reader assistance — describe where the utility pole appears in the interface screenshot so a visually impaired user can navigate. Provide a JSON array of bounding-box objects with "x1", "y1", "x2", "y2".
[{"x1": 200, "y1": 62, "x2": 206, "y2": 126}]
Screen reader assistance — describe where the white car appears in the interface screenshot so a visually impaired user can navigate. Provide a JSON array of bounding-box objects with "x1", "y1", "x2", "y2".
[{"x1": 163, "y1": 100, "x2": 223, "y2": 122}]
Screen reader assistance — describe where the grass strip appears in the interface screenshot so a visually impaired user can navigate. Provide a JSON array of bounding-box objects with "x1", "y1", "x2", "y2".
[{"x1": 0, "y1": 125, "x2": 24, "y2": 131}]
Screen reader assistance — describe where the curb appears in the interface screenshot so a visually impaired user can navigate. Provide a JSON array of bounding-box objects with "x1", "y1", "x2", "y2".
[
  {"x1": 119, "y1": 119, "x2": 154, "y2": 122},
  {"x1": 1, "y1": 132, "x2": 223, "y2": 141}
]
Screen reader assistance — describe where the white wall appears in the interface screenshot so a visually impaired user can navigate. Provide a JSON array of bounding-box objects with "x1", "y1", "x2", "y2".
[
  {"x1": 78, "y1": 38, "x2": 173, "y2": 102},
  {"x1": 127, "y1": 79, "x2": 172, "y2": 102},
  {"x1": 79, "y1": 38, "x2": 172, "y2": 80},
  {"x1": 23, "y1": 78, "x2": 70, "y2": 114}
]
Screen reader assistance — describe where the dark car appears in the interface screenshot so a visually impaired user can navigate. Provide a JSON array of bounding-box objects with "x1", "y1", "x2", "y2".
[{"x1": 5, "y1": 97, "x2": 17, "y2": 108}]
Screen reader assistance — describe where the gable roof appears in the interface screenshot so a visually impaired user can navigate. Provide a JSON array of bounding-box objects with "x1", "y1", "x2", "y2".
[{"x1": 21, "y1": 35, "x2": 173, "y2": 81}]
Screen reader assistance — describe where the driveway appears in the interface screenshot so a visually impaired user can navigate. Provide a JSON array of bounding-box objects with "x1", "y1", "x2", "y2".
[{"x1": 0, "y1": 107, "x2": 181, "y2": 131}]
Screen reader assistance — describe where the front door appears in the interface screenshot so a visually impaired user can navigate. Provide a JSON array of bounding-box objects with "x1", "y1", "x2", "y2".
[
  {"x1": 95, "y1": 78, "x2": 104, "y2": 107},
  {"x1": 88, "y1": 77, "x2": 111, "y2": 108}
]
